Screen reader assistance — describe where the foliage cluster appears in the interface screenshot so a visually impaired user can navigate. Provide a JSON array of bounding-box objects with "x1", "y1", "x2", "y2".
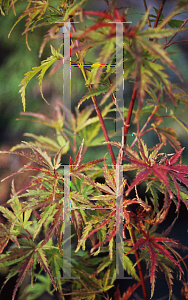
[{"x1": 1, "y1": 0, "x2": 188, "y2": 299}]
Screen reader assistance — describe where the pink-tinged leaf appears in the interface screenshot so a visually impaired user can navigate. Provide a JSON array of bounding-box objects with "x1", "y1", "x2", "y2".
[
  {"x1": 91, "y1": 228, "x2": 116, "y2": 253},
  {"x1": 123, "y1": 163, "x2": 140, "y2": 171},
  {"x1": 159, "y1": 262, "x2": 174, "y2": 300},
  {"x1": 172, "y1": 172, "x2": 188, "y2": 187},
  {"x1": 12, "y1": 253, "x2": 34, "y2": 300},
  {"x1": 151, "y1": 242, "x2": 183, "y2": 273},
  {"x1": 116, "y1": 147, "x2": 123, "y2": 166},
  {"x1": 151, "y1": 193, "x2": 171, "y2": 225},
  {"x1": 14, "y1": 176, "x2": 53, "y2": 196},
  {"x1": 52, "y1": 177, "x2": 58, "y2": 201},
  {"x1": 0, "y1": 168, "x2": 30, "y2": 183},
  {"x1": 148, "y1": 242, "x2": 158, "y2": 298},
  {"x1": 138, "y1": 138, "x2": 149, "y2": 163},
  {"x1": 20, "y1": 195, "x2": 55, "y2": 212},
  {"x1": 83, "y1": 10, "x2": 114, "y2": 21},
  {"x1": 119, "y1": 281, "x2": 142, "y2": 300},
  {"x1": 73, "y1": 158, "x2": 107, "y2": 173},
  {"x1": 138, "y1": 39, "x2": 182, "y2": 81},
  {"x1": 149, "y1": 236, "x2": 177, "y2": 243},
  {"x1": 149, "y1": 143, "x2": 164, "y2": 161},
  {"x1": 53, "y1": 100, "x2": 63, "y2": 127},
  {"x1": 49, "y1": 59, "x2": 63, "y2": 76},
  {"x1": 40, "y1": 202, "x2": 64, "y2": 248},
  {"x1": 170, "y1": 164, "x2": 188, "y2": 174},
  {"x1": 73, "y1": 139, "x2": 84, "y2": 167},
  {"x1": 24, "y1": 165, "x2": 53, "y2": 175},
  {"x1": 125, "y1": 169, "x2": 152, "y2": 196},
  {"x1": 152, "y1": 168, "x2": 173, "y2": 198},
  {"x1": 20, "y1": 111, "x2": 53, "y2": 122},
  {"x1": 76, "y1": 210, "x2": 116, "y2": 252},
  {"x1": 169, "y1": 147, "x2": 185, "y2": 165},
  {"x1": 0, "y1": 239, "x2": 9, "y2": 254},
  {"x1": 77, "y1": 22, "x2": 114, "y2": 40},
  {"x1": 10, "y1": 236, "x2": 20, "y2": 249},
  {"x1": 124, "y1": 158, "x2": 148, "y2": 168},
  {"x1": 152, "y1": 125, "x2": 182, "y2": 152},
  {"x1": 124, "y1": 238, "x2": 148, "y2": 257},
  {"x1": 170, "y1": 175, "x2": 181, "y2": 211},
  {"x1": 0, "y1": 149, "x2": 49, "y2": 170},
  {"x1": 125, "y1": 144, "x2": 142, "y2": 161},
  {"x1": 0, "y1": 206, "x2": 17, "y2": 223},
  {"x1": 0, "y1": 224, "x2": 10, "y2": 253},
  {"x1": 23, "y1": 142, "x2": 54, "y2": 169},
  {"x1": 113, "y1": 139, "x2": 188, "y2": 211},
  {"x1": 103, "y1": 141, "x2": 122, "y2": 150},
  {"x1": 71, "y1": 199, "x2": 83, "y2": 241},
  {"x1": 36, "y1": 249, "x2": 57, "y2": 290},
  {"x1": 53, "y1": 146, "x2": 67, "y2": 169},
  {"x1": 95, "y1": 182, "x2": 115, "y2": 195},
  {"x1": 102, "y1": 160, "x2": 116, "y2": 191}
]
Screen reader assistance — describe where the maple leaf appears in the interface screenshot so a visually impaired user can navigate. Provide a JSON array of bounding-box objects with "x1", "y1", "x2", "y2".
[
  {"x1": 0, "y1": 143, "x2": 66, "y2": 202},
  {"x1": 114, "y1": 281, "x2": 143, "y2": 300},
  {"x1": 125, "y1": 230, "x2": 183, "y2": 299},
  {"x1": 0, "y1": 223, "x2": 20, "y2": 254},
  {"x1": 74, "y1": 158, "x2": 144, "y2": 278},
  {"x1": 122, "y1": 139, "x2": 188, "y2": 212},
  {"x1": 151, "y1": 120, "x2": 182, "y2": 152},
  {"x1": 0, "y1": 239, "x2": 57, "y2": 300}
]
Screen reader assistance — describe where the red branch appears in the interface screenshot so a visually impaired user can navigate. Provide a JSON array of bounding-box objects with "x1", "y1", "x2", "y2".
[
  {"x1": 90, "y1": 88, "x2": 116, "y2": 167},
  {"x1": 130, "y1": 225, "x2": 149, "y2": 300},
  {"x1": 124, "y1": 85, "x2": 137, "y2": 149},
  {"x1": 154, "y1": 0, "x2": 166, "y2": 28}
]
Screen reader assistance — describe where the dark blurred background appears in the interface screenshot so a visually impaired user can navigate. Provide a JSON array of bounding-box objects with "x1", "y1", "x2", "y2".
[{"x1": 1, "y1": 0, "x2": 188, "y2": 299}]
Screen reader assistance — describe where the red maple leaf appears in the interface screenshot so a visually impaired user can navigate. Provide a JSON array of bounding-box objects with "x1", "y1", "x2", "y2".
[
  {"x1": 125, "y1": 229, "x2": 183, "y2": 298},
  {"x1": 123, "y1": 139, "x2": 188, "y2": 211}
]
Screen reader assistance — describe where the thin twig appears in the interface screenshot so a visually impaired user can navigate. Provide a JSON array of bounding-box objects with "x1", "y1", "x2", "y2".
[
  {"x1": 143, "y1": 0, "x2": 151, "y2": 27},
  {"x1": 164, "y1": 17, "x2": 188, "y2": 49},
  {"x1": 130, "y1": 105, "x2": 160, "y2": 149},
  {"x1": 165, "y1": 39, "x2": 188, "y2": 48},
  {"x1": 154, "y1": 0, "x2": 166, "y2": 29},
  {"x1": 152, "y1": 17, "x2": 188, "y2": 63},
  {"x1": 149, "y1": 0, "x2": 166, "y2": 42}
]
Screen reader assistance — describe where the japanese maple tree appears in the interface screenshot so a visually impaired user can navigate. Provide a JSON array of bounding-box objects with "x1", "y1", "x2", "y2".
[{"x1": 1, "y1": 0, "x2": 188, "y2": 300}]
